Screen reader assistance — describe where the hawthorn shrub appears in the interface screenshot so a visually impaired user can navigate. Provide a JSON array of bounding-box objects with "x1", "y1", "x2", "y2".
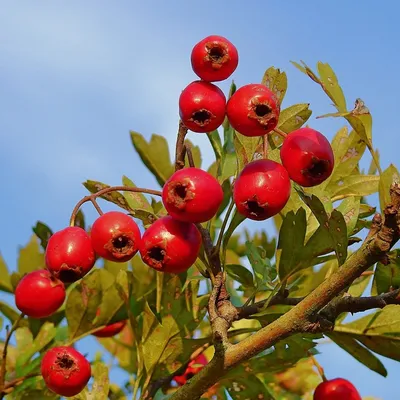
[{"x1": 1, "y1": 35, "x2": 399, "y2": 400}]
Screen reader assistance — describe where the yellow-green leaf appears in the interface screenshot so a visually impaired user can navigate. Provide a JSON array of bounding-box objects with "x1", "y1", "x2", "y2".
[{"x1": 379, "y1": 164, "x2": 400, "y2": 213}]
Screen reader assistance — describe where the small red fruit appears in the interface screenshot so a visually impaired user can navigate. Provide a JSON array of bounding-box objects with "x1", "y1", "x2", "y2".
[
  {"x1": 191, "y1": 35, "x2": 238, "y2": 82},
  {"x1": 162, "y1": 167, "x2": 224, "y2": 223},
  {"x1": 139, "y1": 216, "x2": 201, "y2": 274},
  {"x1": 45, "y1": 226, "x2": 96, "y2": 283},
  {"x1": 233, "y1": 159, "x2": 291, "y2": 220},
  {"x1": 174, "y1": 354, "x2": 208, "y2": 386},
  {"x1": 15, "y1": 269, "x2": 65, "y2": 318},
  {"x1": 41, "y1": 346, "x2": 91, "y2": 397},
  {"x1": 313, "y1": 378, "x2": 362, "y2": 400},
  {"x1": 90, "y1": 211, "x2": 141, "y2": 262},
  {"x1": 280, "y1": 127, "x2": 334, "y2": 187},
  {"x1": 93, "y1": 320, "x2": 127, "y2": 338},
  {"x1": 226, "y1": 84, "x2": 280, "y2": 137},
  {"x1": 179, "y1": 80, "x2": 226, "y2": 133}
]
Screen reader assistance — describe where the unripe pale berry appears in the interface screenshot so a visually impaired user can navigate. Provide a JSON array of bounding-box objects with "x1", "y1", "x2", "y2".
[
  {"x1": 280, "y1": 127, "x2": 334, "y2": 187},
  {"x1": 15, "y1": 269, "x2": 66, "y2": 319},
  {"x1": 233, "y1": 159, "x2": 291, "y2": 220},
  {"x1": 162, "y1": 167, "x2": 224, "y2": 223},
  {"x1": 90, "y1": 211, "x2": 141, "y2": 263},
  {"x1": 226, "y1": 84, "x2": 280, "y2": 137},
  {"x1": 313, "y1": 378, "x2": 361, "y2": 400},
  {"x1": 41, "y1": 346, "x2": 91, "y2": 397},
  {"x1": 45, "y1": 226, "x2": 95, "y2": 283},
  {"x1": 191, "y1": 35, "x2": 238, "y2": 82},
  {"x1": 179, "y1": 81, "x2": 226, "y2": 133},
  {"x1": 139, "y1": 216, "x2": 201, "y2": 274}
]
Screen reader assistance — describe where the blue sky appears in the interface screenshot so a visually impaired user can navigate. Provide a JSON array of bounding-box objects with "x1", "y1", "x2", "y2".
[{"x1": 1, "y1": 1, "x2": 399, "y2": 399}]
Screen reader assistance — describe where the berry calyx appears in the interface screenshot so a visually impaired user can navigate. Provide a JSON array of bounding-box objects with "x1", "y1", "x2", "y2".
[
  {"x1": 90, "y1": 211, "x2": 141, "y2": 262},
  {"x1": 226, "y1": 83, "x2": 280, "y2": 137},
  {"x1": 313, "y1": 378, "x2": 362, "y2": 400},
  {"x1": 15, "y1": 269, "x2": 66, "y2": 319},
  {"x1": 139, "y1": 216, "x2": 201, "y2": 274},
  {"x1": 179, "y1": 80, "x2": 226, "y2": 133},
  {"x1": 233, "y1": 159, "x2": 291, "y2": 220},
  {"x1": 41, "y1": 346, "x2": 91, "y2": 397},
  {"x1": 280, "y1": 127, "x2": 334, "y2": 187},
  {"x1": 93, "y1": 320, "x2": 127, "y2": 338},
  {"x1": 162, "y1": 167, "x2": 224, "y2": 223},
  {"x1": 174, "y1": 354, "x2": 208, "y2": 386},
  {"x1": 45, "y1": 226, "x2": 96, "y2": 283},
  {"x1": 191, "y1": 35, "x2": 238, "y2": 82}
]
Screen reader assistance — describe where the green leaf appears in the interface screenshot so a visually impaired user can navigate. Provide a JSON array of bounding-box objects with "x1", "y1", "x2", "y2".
[
  {"x1": 222, "y1": 209, "x2": 246, "y2": 252},
  {"x1": 32, "y1": 221, "x2": 53, "y2": 251},
  {"x1": 103, "y1": 258, "x2": 129, "y2": 276},
  {"x1": 0, "y1": 253, "x2": 12, "y2": 293},
  {"x1": 224, "y1": 373, "x2": 273, "y2": 400},
  {"x1": 336, "y1": 197, "x2": 360, "y2": 235},
  {"x1": 379, "y1": 164, "x2": 400, "y2": 213},
  {"x1": 223, "y1": 81, "x2": 237, "y2": 153},
  {"x1": 327, "y1": 332, "x2": 387, "y2": 377},
  {"x1": 277, "y1": 208, "x2": 307, "y2": 280},
  {"x1": 90, "y1": 362, "x2": 110, "y2": 400},
  {"x1": 233, "y1": 131, "x2": 261, "y2": 173},
  {"x1": 130, "y1": 131, "x2": 174, "y2": 186},
  {"x1": 373, "y1": 250, "x2": 400, "y2": 294},
  {"x1": 17, "y1": 235, "x2": 45, "y2": 275},
  {"x1": 207, "y1": 130, "x2": 223, "y2": 162},
  {"x1": 246, "y1": 242, "x2": 276, "y2": 288},
  {"x1": 225, "y1": 264, "x2": 254, "y2": 288},
  {"x1": 277, "y1": 103, "x2": 312, "y2": 133},
  {"x1": 219, "y1": 153, "x2": 237, "y2": 183},
  {"x1": 83, "y1": 180, "x2": 131, "y2": 211},
  {"x1": 329, "y1": 175, "x2": 379, "y2": 199},
  {"x1": 261, "y1": 66, "x2": 287, "y2": 105},
  {"x1": 74, "y1": 209, "x2": 86, "y2": 230},
  {"x1": 0, "y1": 301, "x2": 21, "y2": 324}
]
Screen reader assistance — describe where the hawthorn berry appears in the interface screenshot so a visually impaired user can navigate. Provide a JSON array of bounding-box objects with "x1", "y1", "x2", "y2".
[
  {"x1": 313, "y1": 378, "x2": 362, "y2": 400},
  {"x1": 191, "y1": 35, "x2": 238, "y2": 82},
  {"x1": 174, "y1": 353, "x2": 208, "y2": 386},
  {"x1": 162, "y1": 167, "x2": 224, "y2": 223},
  {"x1": 93, "y1": 319, "x2": 127, "y2": 338},
  {"x1": 139, "y1": 216, "x2": 201, "y2": 274},
  {"x1": 280, "y1": 127, "x2": 334, "y2": 187},
  {"x1": 41, "y1": 346, "x2": 91, "y2": 397},
  {"x1": 233, "y1": 159, "x2": 291, "y2": 220},
  {"x1": 45, "y1": 226, "x2": 95, "y2": 283},
  {"x1": 179, "y1": 80, "x2": 226, "y2": 133},
  {"x1": 15, "y1": 269, "x2": 65, "y2": 319},
  {"x1": 226, "y1": 83, "x2": 280, "y2": 137},
  {"x1": 90, "y1": 211, "x2": 141, "y2": 262}
]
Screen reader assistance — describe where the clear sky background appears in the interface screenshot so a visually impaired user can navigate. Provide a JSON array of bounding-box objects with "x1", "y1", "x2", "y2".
[{"x1": 1, "y1": 1, "x2": 399, "y2": 399}]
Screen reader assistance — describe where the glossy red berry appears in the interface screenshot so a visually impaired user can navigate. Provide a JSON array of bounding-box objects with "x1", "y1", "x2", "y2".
[
  {"x1": 174, "y1": 354, "x2": 208, "y2": 386},
  {"x1": 179, "y1": 81, "x2": 226, "y2": 133},
  {"x1": 233, "y1": 159, "x2": 291, "y2": 221},
  {"x1": 226, "y1": 84, "x2": 280, "y2": 137},
  {"x1": 45, "y1": 227, "x2": 95, "y2": 283},
  {"x1": 314, "y1": 378, "x2": 361, "y2": 400},
  {"x1": 90, "y1": 211, "x2": 141, "y2": 263},
  {"x1": 162, "y1": 167, "x2": 224, "y2": 223},
  {"x1": 15, "y1": 269, "x2": 65, "y2": 318},
  {"x1": 93, "y1": 320, "x2": 127, "y2": 338},
  {"x1": 191, "y1": 35, "x2": 238, "y2": 82},
  {"x1": 139, "y1": 216, "x2": 201, "y2": 274},
  {"x1": 41, "y1": 346, "x2": 91, "y2": 397},
  {"x1": 280, "y1": 127, "x2": 334, "y2": 187}
]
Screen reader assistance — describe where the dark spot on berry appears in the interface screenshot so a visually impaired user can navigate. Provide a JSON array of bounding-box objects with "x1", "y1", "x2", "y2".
[
  {"x1": 186, "y1": 372, "x2": 195, "y2": 379},
  {"x1": 255, "y1": 104, "x2": 271, "y2": 117},
  {"x1": 59, "y1": 269, "x2": 80, "y2": 283},
  {"x1": 174, "y1": 184, "x2": 187, "y2": 200},
  {"x1": 208, "y1": 46, "x2": 225, "y2": 62},
  {"x1": 112, "y1": 235, "x2": 130, "y2": 250},
  {"x1": 57, "y1": 354, "x2": 75, "y2": 370},
  {"x1": 192, "y1": 109, "x2": 212, "y2": 125},
  {"x1": 149, "y1": 247, "x2": 165, "y2": 263},
  {"x1": 246, "y1": 200, "x2": 265, "y2": 216},
  {"x1": 306, "y1": 159, "x2": 329, "y2": 177}
]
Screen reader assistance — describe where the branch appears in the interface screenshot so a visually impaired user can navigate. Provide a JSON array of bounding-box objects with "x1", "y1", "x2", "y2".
[
  {"x1": 169, "y1": 183, "x2": 400, "y2": 400},
  {"x1": 174, "y1": 120, "x2": 188, "y2": 171},
  {"x1": 1, "y1": 372, "x2": 39, "y2": 396}
]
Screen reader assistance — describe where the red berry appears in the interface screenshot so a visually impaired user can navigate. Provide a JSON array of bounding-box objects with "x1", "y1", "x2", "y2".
[
  {"x1": 233, "y1": 159, "x2": 291, "y2": 220},
  {"x1": 93, "y1": 320, "x2": 127, "y2": 338},
  {"x1": 15, "y1": 269, "x2": 65, "y2": 319},
  {"x1": 90, "y1": 211, "x2": 141, "y2": 263},
  {"x1": 139, "y1": 216, "x2": 201, "y2": 274},
  {"x1": 314, "y1": 378, "x2": 362, "y2": 400},
  {"x1": 174, "y1": 354, "x2": 208, "y2": 386},
  {"x1": 191, "y1": 35, "x2": 238, "y2": 82},
  {"x1": 226, "y1": 84, "x2": 280, "y2": 137},
  {"x1": 179, "y1": 81, "x2": 226, "y2": 133},
  {"x1": 41, "y1": 346, "x2": 91, "y2": 397},
  {"x1": 280, "y1": 127, "x2": 334, "y2": 187},
  {"x1": 45, "y1": 227, "x2": 96, "y2": 283},
  {"x1": 162, "y1": 167, "x2": 224, "y2": 223}
]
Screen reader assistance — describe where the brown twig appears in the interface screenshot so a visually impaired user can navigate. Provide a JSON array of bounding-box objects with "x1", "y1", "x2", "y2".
[
  {"x1": 195, "y1": 224, "x2": 221, "y2": 279},
  {"x1": 69, "y1": 186, "x2": 162, "y2": 226},
  {"x1": 262, "y1": 134, "x2": 268, "y2": 159},
  {"x1": 184, "y1": 142, "x2": 195, "y2": 168},
  {"x1": 1, "y1": 372, "x2": 39, "y2": 395},
  {"x1": 175, "y1": 120, "x2": 189, "y2": 171}
]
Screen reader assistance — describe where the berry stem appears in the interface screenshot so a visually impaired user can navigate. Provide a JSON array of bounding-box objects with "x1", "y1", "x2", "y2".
[
  {"x1": 309, "y1": 352, "x2": 327, "y2": 382},
  {"x1": 262, "y1": 134, "x2": 268, "y2": 159},
  {"x1": 184, "y1": 142, "x2": 195, "y2": 168},
  {"x1": 0, "y1": 313, "x2": 24, "y2": 397},
  {"x1": 90, "y1": 198, "x2": 104, "y2": 216},
  {"x1": 69, "y1": 186, "x2": 162, "y2": 227},
  {"x1": 156, "y1": 272, "x2": 164, "y2": 314},
  {"x1": 175, "y1": 120, "x2": 188, "y2": 171},
  {"x1": 214, "y1": 201, "x2": 235, "y2": 257},
  {"x1": 273, "y1": 127, "x2": 288, "y2": 139}
]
